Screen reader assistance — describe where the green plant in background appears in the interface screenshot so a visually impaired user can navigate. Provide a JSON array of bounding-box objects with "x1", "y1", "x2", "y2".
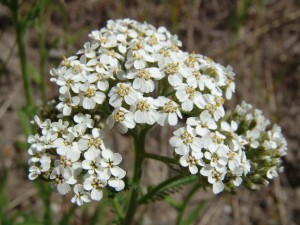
[
  {"x1": 1, "y1": 1, "x2": 54, "y2": 225},
  {"x1": 0, "y1": 0, "x2": 52, "y2": 141},
  {"x1": 25, "y1": 19, "x2": 287, "y2": 225}
]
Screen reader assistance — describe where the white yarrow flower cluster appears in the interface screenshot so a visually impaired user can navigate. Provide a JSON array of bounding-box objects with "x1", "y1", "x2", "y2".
[
  {"x1": 28, "y1": 115, "x2": 126, "y2": 205},
  {"x1": 29, "y1": 19, "x2": 287, "y2": 201},
  {"x1": 170, "y1": 101, "x2": 287, "y2": 194}
]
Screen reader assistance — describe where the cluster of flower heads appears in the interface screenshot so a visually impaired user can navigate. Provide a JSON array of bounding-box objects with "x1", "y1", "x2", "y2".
[
  {"x1": 28, "y1": 18, "x2": 287, "y2": 204},
  {"x1": 49, "y1": 18, "x2": 235, "y2": 128},
  {"x1": 170, "y1": 101, "x2": 287, "y2": 193},
  {"x1": 28, "y1": 114, "x2": 126, "y2": 205}
]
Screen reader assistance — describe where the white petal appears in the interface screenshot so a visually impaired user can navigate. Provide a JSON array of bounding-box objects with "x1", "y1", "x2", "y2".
[
  {"x1": 179, "y1": 156, "x2": 189, "y2": 167},
  {"x1": 169, "y1": 136, "x2": 182, "y2": 147},
  {"x1": 83, "y1": 98, "x2": 95, "y2": 109},
  {"x1": 57, "y1": 183, "x2": 71, "y2": 195},
  {"x1": 91, "y1": 189, "x2": 103, "y2": 201},
  {"x1": 168, "y1": 113, "x2": 178, "y2": 126},
  {"x1": 189, "y1": 165, "x2": 198, "y2": 174},
  {"x1": 213, "y1": 182, "x2": 224, "y2": 194}
]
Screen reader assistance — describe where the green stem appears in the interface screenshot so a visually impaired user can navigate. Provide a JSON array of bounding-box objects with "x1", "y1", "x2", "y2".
[
  {"x1": 144, "y1": 152, "x2": 177, "y2": 165},
  {"x1": 12, "y1": 1, "x2": 34, "y2": 109},
  {"x1": 112, "y1": 197, "x2": 124, "y2": 219},
  {"x1": 37, "y1": 5, "x2": 47, "y2": 105},
  {"x1": 176, "y1": 183, "x2": 201, "y2": 225},
  {"x1": 123, "y1": 128, "x2": 147, "y2": 225}
]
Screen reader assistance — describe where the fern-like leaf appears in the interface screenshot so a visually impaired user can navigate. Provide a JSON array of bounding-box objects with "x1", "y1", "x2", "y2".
[{"x1": 138, "y1": 174, "x2": 198, "y2": 205}]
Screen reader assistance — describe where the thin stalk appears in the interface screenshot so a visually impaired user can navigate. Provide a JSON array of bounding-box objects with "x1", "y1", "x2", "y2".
[
  {"x1": 11, "y1": 1, "x2": 34, "y2": 109},
  {"x1": 176, "y1": 183, "x2": 201, "y2": 225},
  {"x1": 123, "y1": 129, "x2": 147, "y2": 225},
  {"x1": 112, "y1": 197, "x2": 124, "y2": 219},
  {"x1": 37, "y1": 5, "x2": 47, "y2": 105},
  {"x1": 144, "y1": 152, "x2": 177, "y2": 165}
]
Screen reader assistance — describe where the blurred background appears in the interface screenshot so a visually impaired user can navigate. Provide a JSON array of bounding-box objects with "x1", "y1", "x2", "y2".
[{"x1": 0, "y1": 0, "x2": 299, "y2": 224}]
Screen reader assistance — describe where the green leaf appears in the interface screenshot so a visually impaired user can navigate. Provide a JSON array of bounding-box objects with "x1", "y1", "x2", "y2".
[
  {"x1": 18, "y1": 108, "x2": 34, "y2": 136},
  {"x1": 138, "y1": 174, "x2": 198, "y2": 205},
  {"x1": 181, "y1": 200, "x2": 206, "y2": 225},
  {"x1": 0, "y1": 168, "x2": 8, "y2": 224},
  {"x1": 59, "y1": 205, "x2": 77, "y2": 225},
  {"x1": 165, "y1": 195, "x2": 182, "y2": 211},
  {"x1": 28, "y1": 63, "x2": 41, "y2": 85}
]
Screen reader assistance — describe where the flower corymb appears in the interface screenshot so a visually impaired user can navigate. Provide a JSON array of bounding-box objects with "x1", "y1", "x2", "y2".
[{"x1": 28, "y1": 18, "x2": 287, "y2": 205}]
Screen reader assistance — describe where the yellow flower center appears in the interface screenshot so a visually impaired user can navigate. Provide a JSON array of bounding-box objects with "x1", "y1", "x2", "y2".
[
  {"x1": 181, "y1": 131, "x2": 192, "y2": 145},
  {"x1": 136, "y1": 100, "x2": 150, "y2": 112},
  {"x1": 117, "y1": 84, "x2": 130, "y2": 97},
  {"x1": 186, "y1": 86, "x2": 195, "y2": 99},
  {"x1": 84, "y1": 88, "x2": 96, "y2": 97},
  {"x1": 138, "y1": 70, "x2": 151, "y2": 80},
  {"x1": 114, "y1": 110, "x2": 126, "y2": 122},
  {"x1": 165, "y1": 62, "x2": 179, "y2": 75},
  {"x1": 163, "y1": 101, "x2": 177, "y2": 113}
]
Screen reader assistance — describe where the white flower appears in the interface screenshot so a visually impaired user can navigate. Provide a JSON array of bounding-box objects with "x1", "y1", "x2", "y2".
[
  {"x1": 127, "y1": 67, "x2": 163, "y2": 93},
  {"x1": 203, "y1": 131, "x2": 226, "y2": 153},
  {"x1": 179, "y1": 151, "x2": 204, "y2": 174},
  {"x1": 200, "y1": 165, "x2": 226, "y2": 194},
  {"x1": 156, "y1": 96, "x2": 182, "y2": 126},
  {"x1": 27, "y1": 134, "x2": 45, "y2": 152},
  {"x1": 86, "y1": 71, "x2": 110, "y2": 92},
  {"x1": 169, "y1": 126, "x2": 202, "y2": 155},
  {"x1": 125, "y1": 46, "x2": 154, "y2": 70},
  {"x1": 175, "y1": 83, "x2": 206, "y2": 112},
  {"x1": 107, "y1": 107, "x2": 135, "y2": 134},
  {"x1": 53, "y1": 133, "x2": 81, "y2": 161},
  {"x1": 51, "y1": 119, "x2": 69, "y2": 134},
  {"x1": 100, "y1": 48, "x2": 123, "y2": 68},
  {"x1": 163, "y1": 61, "x2": 185, "y2": 87},
  {"x1": 78, "y1": 128, "x2": 104, "y2": 152},
  {"x1": 108, "y1": 167, "x2": 126, "y2": 191},
  {"x1": 100, "y1": 148, "x2": 123, "y2": 171},
  {"x1": 186, "y1": 70, "x2": 205, "y2": 90},
  {"x1": 116, "y1": 33, "x2": 128, "y2": 53},
  {"x1": 79, "y1": 82, "x2": 106, "y2": 109},
  {"x1": 28, "y1": 148, "x2": 51, "y2": 171},
  {"x1": 229, "y1": 167, "x2": 243, "y2": 186},
  {"x1": 225, "y1": 79, "x2": 235, "y2": 100},
  {"x1": 74, "y1": 113, "x2": 94, "y2": 128},
  {"x1": 204, "y1": 145, "x2": 229, "y2": 168},
  {"x1": 56, "y1": 68, "x2": 83, "y2": 94},
  {"x1": 246, "y1": 130, "x2": 260, "y2": 149},
  {"x1": 203, "y1": 95, "x2": 225, "y2": 121},
  {"x1": 221, "y1": 121, "x2": 238, "y2": 135},
  {"x1": 267, "y1": 166, "x2": 278, "y2": 179},
  {"x1": 88, "y1": 31, "x2": 118, "y2": 48},
  {"x1": 77, "y1": 42, "x2": 99, "y2": 58},
  {"x1": 54, "y1": 155, "x2": 81, "y2": 179},
  {"x1": 71, "y1": 184, "x2": 91, "y2": 206},
  {"x1": 240, "y1": 152, "x2": 251, "y2": 175},
  {"x1": 226, "y1": 150, "x2": 240, "y2": 171},
  {"x1": 131, "y1": 97, "x2": 159, "y2": 125},
  {"x1": 234, "y1": 101, "x2": 252, "y2": 116},
  {"x1": 38, "y1": 131, "x2": 58, "y2": 151},
  {"x1": 83, "y1": 175, "x2": 107, "y2": 201},
  {"x1": 33, "y1": 116, "x2": 51, "y2": 135},
  {"x1": 82, "y1": 150, "x2": 100, "y2": 171},
  {"x1": 231, "y1": 135, "x2": 248, "y2": 151},
  {"x1": 50, "y1": 166, "x2": 73, "y2": 195},
  {"x1": 187, "y1": 111, "x2": 217, "y2": 136},
  {"x1": 28, "y1": 165, "x2": 42, "y2": 180},
  {"x1": 108, "y1": 83, "x2": 140, "y2": 107},
  {"x1": 57, "y1": 91, "x2": 80, "y2": 116}
]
